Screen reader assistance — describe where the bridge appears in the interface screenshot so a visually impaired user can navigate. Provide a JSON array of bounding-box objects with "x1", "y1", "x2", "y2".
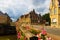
[{"x1": 15, "y1": 22, "x2": 39, "y2": 40}]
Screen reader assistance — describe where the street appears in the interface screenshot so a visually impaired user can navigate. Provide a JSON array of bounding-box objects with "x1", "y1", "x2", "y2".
[
  {"x1": 32, "y1": 25, "x2": 60, "y2": 36},
  {"x1": 32, "y1": 25, "x2": 60, "y2": 40},
  {"x1": 45, "y1": 26, "x2": 60, "y2": 36}
]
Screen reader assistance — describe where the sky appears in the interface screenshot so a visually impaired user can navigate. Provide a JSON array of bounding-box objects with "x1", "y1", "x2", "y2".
[{"x1": 0, "y1": 0, "x2": 51, "y2": 22}]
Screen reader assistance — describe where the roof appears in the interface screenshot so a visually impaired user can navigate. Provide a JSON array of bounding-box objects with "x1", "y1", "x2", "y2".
[{"x1": 0, "y1": 11, "x2": 4, "y2": 15}]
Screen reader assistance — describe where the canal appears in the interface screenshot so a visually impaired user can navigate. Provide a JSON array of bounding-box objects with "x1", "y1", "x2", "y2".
[{"x1": 0, "y1": 35, "x2": 17, "y2": 40}]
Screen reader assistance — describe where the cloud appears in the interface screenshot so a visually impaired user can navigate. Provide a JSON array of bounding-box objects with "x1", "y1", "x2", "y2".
[
  {"x1": 11, "y1": 17, "x2": 18, "y2": 22},
  {"x1": 0, "y1": 0, "x2": 50, "y2": 21},
  {"x1": 35, "y1": 0, "x2": 50, "y2": 14},
  {"x1": 32, "y1": 0, "x2": 45, "y2": 6}
]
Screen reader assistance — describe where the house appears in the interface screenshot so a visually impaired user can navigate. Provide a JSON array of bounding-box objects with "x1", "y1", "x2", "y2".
[
  {"x1": 0, "y1": 11, "x2": 12, "y2": 25},
  {"x1": 50, "y1": 0, "x2": 60, "y2": 28},
  {"x1": 0, "y1": 11, "x2": 16, "y2": 35},
  {"x1": 16, "y1": 9, "x2": 42, "y2": 25}
]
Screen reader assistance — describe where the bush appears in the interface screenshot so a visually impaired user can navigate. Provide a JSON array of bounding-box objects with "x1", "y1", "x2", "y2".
[
  {"x1": 21, "y1": 32, "x2": 25, "y2": 36},
  {"x1": 20, "y1": 36, "x2": 24, "y2": 40},
  {"x1": 41, "y1": 34, "x2": 46, "y2": 40},
  {"x1": 29, "y1": 29, "x2": 41, "y2": 35}
]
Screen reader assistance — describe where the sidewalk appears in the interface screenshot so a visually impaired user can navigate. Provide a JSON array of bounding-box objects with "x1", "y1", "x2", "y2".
[
  {"x1": 45, "y1": 26, "x2": 60, "y2": 36},
  {"x1": 47, "y1": 33, "x2": 60, "y2": 40}
]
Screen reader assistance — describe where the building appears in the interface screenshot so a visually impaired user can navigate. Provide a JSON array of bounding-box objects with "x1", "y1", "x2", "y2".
[
  {"x1": 0, "y1": 11, "x2": 12, "y2": 25},
  {"x1": 16, "y1": 9, "x2": 42, "y2": 25},
  {"x1": 29, "y1": 9, "x2": 42, "y2": 24},
  {"x1": 0, "y1": 11, "x2": 16, "y2": 34},
  {"x1": 50, "y1": 0, "x2": 60, "y2": 28}
]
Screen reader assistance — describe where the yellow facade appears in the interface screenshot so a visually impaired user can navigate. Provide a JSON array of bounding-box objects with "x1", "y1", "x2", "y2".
[
  {"x1": 17, "y1": 14, "x2": 31, "y2": 25},
  {"x1": 22, "y1": 15, "x2": 31, "y2": 24},
  {"x1": 50, "y1": 0, "x2": 60, "y2": 28}
]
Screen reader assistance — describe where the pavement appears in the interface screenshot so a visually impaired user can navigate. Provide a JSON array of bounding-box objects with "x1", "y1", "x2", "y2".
[
  {"x1": 44, "y1": 26, "x2": 60, "y2": 40},
  {"x1": 47, "y1": 33, "x2": 60, "y2": 40},
  {"x1": 45, "y1": 26, "x2": 60, "y2": 36},
  {"x1": 32, "y1": 25, "x2": 60, "y2": 40},
  {"x1": 32, "y1": 25, "x2": 60, "y2": 36}
]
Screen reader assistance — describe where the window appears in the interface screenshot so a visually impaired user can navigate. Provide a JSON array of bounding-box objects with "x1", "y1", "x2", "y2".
[
  {"x1": 54, "y1": 8, "x2": 56, "y2": 14},
  {"x1": 52, "y1": 0, "x2": 54, "y2": 7},
  {"x1": 52, "y1": 18, "x2": 57, "y2": 24}
]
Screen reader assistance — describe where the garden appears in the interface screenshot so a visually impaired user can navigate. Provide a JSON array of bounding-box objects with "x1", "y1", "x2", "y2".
[{"x1": 17, "y1": 25, "x2": 52, "y2": 40}]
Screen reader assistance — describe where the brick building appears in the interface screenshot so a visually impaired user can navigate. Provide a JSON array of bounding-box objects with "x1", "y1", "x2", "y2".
[{"x1": 16, "y1": 9, "x2": 42, "y2": 25}]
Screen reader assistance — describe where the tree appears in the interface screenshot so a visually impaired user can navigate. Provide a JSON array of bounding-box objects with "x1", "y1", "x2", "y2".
[{"x1": 42, "y1": 13, "x2": 51, "y2": 25}]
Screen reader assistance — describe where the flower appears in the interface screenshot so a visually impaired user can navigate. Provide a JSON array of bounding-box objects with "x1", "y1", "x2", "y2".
[
  {"x1": 38, "y1": 37, "x2": 41, "y2": 40},
  {"x1": 26, "y1": 25, "x2": 30, "y2": 30},
  {"x1": 47, "y1": 37, "x2": 52, "y2": 40},
  {"x1": 17, "y1": 32, "x2": 21, "y2": 39},
  {"x1": 41, "y1": 29, "x2": 47, "y2": 35}
]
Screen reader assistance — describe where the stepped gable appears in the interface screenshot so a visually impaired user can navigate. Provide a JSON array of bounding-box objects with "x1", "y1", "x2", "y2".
[
  {"x1": 29, "y1": 9, "x2": 38, "y2": 16},
  {"x1": 29, "y1": 9, "x2": 36, "y2": 14}
]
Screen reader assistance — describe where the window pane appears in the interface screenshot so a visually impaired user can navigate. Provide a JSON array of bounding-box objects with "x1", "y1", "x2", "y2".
[{"x1": 54, "y1": 8, "x2": 56, "y2": 14}]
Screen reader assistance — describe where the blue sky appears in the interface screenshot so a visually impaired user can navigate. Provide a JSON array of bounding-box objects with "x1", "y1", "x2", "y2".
[{"x1": 0, "y1": 0, "x2": 50, "y2": 21}]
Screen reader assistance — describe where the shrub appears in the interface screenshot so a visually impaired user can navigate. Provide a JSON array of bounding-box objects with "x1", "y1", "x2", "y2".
[{"x1": 29, "y1": 29, "x2": 41, "y2": 35}]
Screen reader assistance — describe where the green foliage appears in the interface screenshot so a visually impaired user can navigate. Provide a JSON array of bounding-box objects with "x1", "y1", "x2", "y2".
[
  {"x1": 20, "y1": 32, "x2": 25, "y2": 40},
  {"x1": 41, "y1": 34, "x2": 46, "y2": 40},
  {"x1": 20, "y1": 36, "x2": 24, "y2": 40},
  {"x1": 21, "y1": 32, "x2": 25, "y2": 36},
  {"x1": 42, "y1": 13, "x2": 51, "y2": 25},
  {"x1": 29, "y1": 29, "x2": 41, "y2": 35}
]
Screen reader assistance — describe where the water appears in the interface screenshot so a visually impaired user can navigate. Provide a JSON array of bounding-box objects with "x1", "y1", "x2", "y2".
[{"x1": 0, "y1": 35, "x2": 17, "y2": 40}]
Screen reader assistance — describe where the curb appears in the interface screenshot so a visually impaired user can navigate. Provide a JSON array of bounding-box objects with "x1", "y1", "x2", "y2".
[{"x1": 47, "y1": 33, "x2": 60, "y2": 40}]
